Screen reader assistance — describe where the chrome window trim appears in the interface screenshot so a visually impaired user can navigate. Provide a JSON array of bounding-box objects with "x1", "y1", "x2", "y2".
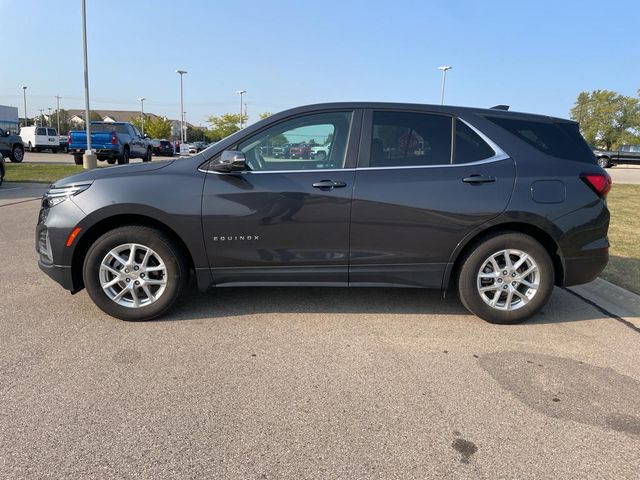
[
  {"x1": 199, "y1": 167, "x2": 356, "y2": 174},
  {"x1": 356, "y1": 155, "x2": 509, "y2": 171}
]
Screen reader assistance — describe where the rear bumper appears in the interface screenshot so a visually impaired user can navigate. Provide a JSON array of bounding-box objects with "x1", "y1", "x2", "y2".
[
  {"x1": 563, "y1": 247, "x2": 609, "y2": 287},
  {"x1": 38, "y1": 260, "x2": 75, "y2": 292},
  {"x1": 69, "y1": 147, "x2": 120, "y2": 157}
]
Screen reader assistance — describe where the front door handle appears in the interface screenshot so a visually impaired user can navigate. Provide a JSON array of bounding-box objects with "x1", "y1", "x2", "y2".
[
  {"x1": 312, "y1": 180, "x2": 347, "y2": 189},
  {"x1": 462, "y1": 175, "x2": 496, "y2": 184}
]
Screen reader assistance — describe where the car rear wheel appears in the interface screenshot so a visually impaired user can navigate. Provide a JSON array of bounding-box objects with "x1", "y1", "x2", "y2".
[
  {"x1": 118, "y1": 148, "x2": 130, "y2": 165},
  {"x1": 597, "y1": 157, "x2": 610, "y2": 168},
  {"x1": 83, "y1": 226, "x2": 188, "y2": 321},
  {"x1": 143, "y1": 148, "x2": 152, "y2": 162},
  {"x1": 10, "y1": 145, "x2": 24, "y2": 163},
  {"x1": 73, "y1": 154, "x2": 83, "y2": 165},
  {"x1": 457, "y1": 232, "x2": 554, "y2": 324},
  {"x1": 106, "y1": 158, "x2": 116, "y2": 165}
]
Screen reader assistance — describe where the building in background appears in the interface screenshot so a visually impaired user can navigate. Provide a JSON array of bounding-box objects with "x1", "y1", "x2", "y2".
[{"x1": 0, "y1": 105, "x2": 20, "y2": 133}]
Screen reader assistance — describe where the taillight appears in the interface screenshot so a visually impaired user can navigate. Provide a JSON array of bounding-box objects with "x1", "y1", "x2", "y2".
[
  {"x1": 111, "y1": 132, "x2": 117, "y2": 145},
  {"x1": 581, "y1": 172, "x2": 612, "y2": 198}
]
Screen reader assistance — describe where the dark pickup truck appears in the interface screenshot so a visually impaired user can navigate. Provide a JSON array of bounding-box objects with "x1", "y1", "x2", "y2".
[
  {"x1": 68, "y1": 122, "x2": 152, "y2": 165},
  {"x1": 593, "y1": 144, "x2": 640, "y2": 168}
]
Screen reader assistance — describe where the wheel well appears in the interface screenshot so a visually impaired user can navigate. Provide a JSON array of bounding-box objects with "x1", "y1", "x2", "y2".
[
  {"x1": 71, "y1": 214, "x2": 195, "y2": 291},
  {"x1": 449, "y1": 223, "x2": 564, "y2": 289}
]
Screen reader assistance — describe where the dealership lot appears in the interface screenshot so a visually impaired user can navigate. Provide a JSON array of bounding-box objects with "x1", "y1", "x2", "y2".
[{"x1": 0, "y1": 184, "x2": 639, "y2": 478}]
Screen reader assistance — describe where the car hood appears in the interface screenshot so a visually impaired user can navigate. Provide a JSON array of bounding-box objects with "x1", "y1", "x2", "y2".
[{"x1": 52, "y1": 160, "x2": 175, "y2": 188}]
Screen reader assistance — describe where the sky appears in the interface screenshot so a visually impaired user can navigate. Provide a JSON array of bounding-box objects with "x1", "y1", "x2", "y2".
[{"x1": 1, "y1": 0, "x2": 638, "y2": 127}]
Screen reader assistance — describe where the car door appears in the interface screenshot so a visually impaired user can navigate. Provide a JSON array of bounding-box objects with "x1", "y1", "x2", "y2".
[
  {"x1": 349, "y1": 109, "x2": 515, "y2": 288},
  {"x1": 129, "y1": 125, "x2": 146, "y2": 158},
  {"x1": 35, "y1": 127, "x2": 47, "y2": 148},
  {"x1": 46, "y1": 128, "x2": 58, "y2": 149},
  {"x1": 201, "y1": 110, "x2": 361, "y2": 285}
]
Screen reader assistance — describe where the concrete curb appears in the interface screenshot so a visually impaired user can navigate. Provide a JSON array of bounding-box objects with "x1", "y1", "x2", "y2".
[{"x1": 567, "y1": 278, "x2": 640, "y2": 328}]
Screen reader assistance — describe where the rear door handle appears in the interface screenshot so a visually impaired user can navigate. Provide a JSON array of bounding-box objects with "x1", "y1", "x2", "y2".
[
  {"x1": 312, "y1": 180, "x2": 347, "y2": 189},
  {"x1": 462, "y1": 175, "x2": 496, "y2": 184}
]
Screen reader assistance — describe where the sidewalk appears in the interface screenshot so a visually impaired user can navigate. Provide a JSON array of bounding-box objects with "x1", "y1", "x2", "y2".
[{"x1": 568, "y1": 277, "x2": 640, "y2": 329}]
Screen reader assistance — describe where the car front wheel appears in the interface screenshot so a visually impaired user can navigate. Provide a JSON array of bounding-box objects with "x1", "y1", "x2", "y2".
[
  {"x1": 10, "y1": 145, "x2": 24, "y2": 162},
  {"x1": 457, "y1": 232, "x2": 554, "y2": 324},
  {"x1": 597, "y1": 157, "x2": 610, "y2": 168},
  {"x1": 83, "y1": 226, "x2": 188, "y2": 321}
]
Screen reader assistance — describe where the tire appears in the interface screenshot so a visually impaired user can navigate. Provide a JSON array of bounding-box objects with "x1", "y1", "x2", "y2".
[
  {"x1": 10, "y1": 144, "x2": 24, "y2": 163},
  {"x1": 457, "y1": 232, "x2": 554, "y2": 324},
  {"x1": 118, "y1": 147, "x2": 130, "y2": 165},
  {"x1": 315, "y1": 151, "x2": 327, "y2": 161},
  {"x1": 143, "y1": 148, "x2": 152, "y2": 162},
  {"x1": 73, "y1": 154, "x2": 83, "y2": 165},
  {"x1": 83, "y1": 225, "x2": 188, "y2": 321},
  {"x1": 106, "y1": 158, "x2": 116, "y2": 165},
  {"x1": 52, "y1": 148, "x2": 58, "y2": 154},
  {"x1": 28, "y1": 142, "x2": 34, "y2": 152},
  {"x1": 0, "y1": 164, "x2": 4, "y2": 186},
  {"x1": 597, "y1": 157, "x2": 610, "y2": 168}
]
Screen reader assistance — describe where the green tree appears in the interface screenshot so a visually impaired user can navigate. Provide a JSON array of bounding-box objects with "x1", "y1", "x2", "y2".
[
  {"x1": 131, "y1": 115, "x2": 172, "y2": 139},
  {"x1": 206, "y1": 113, "x2": 247, "y2": 141},
  {"x1": 258, "y1": 112, "x2": 273, "y2": 120},
  {"x1": 570, "y1": 89, "x2": 640, "y2": 149}
]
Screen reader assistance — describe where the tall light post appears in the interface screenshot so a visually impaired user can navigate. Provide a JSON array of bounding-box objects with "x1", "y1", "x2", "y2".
[
  {"x1": 22, "y1": 86, "x2": 28, "y2": 127},
  {"x1": 437, "y1": 65, "x2": 452, "y2": 105},
  {"x1": 81, "y1": 0, "x2": 96, "y2": 169},
  {"x1": 236, "y1": 90, "x2": 246, "y2": 128},
  {"x1": 47, "y1": 108, "x2": 52, "y2": 127},
  {"x1": 138, "y1": 97, "x2": 146, "y2": 136},
  {"x1": 176, "y1": 70, "x2": 187, "y2": 144},
  {"x1": 55, "y1": 95, "x2": 62, "y2": 134}
]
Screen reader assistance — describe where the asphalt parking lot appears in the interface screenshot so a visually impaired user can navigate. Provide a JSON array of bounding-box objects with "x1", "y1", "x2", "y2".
[{"x1": 1, "y1": 183, "x2": 640, "y2": 479}]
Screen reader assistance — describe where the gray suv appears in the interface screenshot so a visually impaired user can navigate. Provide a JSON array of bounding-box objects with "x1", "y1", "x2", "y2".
[
  {"x1": 36, "y1": 103, "x2": 611, "y2": 324},
  {"x1": 0, "y1": 127, "x2": 25, "y2": 163}
]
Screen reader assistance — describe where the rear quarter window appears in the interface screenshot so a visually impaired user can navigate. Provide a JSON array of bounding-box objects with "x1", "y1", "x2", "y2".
[{"x1": 486, "y1": 116, "x2": 595, "y2": 163}]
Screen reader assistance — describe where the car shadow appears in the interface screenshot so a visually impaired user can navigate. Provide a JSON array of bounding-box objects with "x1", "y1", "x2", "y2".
[{"x1": 157, "y1": 279, "x2": 611, "y2": 325}]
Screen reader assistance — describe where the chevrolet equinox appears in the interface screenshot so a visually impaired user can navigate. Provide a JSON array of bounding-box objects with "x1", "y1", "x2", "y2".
[{"x1": 36, "y1": 103, "x2": 611, "y2": 324}]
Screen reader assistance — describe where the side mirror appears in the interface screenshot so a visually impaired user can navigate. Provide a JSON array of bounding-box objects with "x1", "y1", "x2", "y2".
[{"x1": 211, "y1": 150, "x2": 246, "y2": 172}]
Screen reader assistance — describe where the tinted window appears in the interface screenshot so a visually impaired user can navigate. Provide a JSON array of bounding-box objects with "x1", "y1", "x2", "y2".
[
  {"x1": 47, "y1": 128, "x2": 56, "y2": 136},
  {"x1": 487, "y1": 116, "x2": 593, "y2": 162},
  {"x1": 36, "y1": 127, "x2": 47, "y2": 135},
  {"x1": 370, "y1": 112, "x2": 452, "y2": 167},
  {"x1": 91, "y1": 123, "x2": 128, "y2": 134},
  {"x1": 238, "y1": 111, "x2": 352, "y2": 171},
  {"x1": 454, "y1": 119, "x2": 495, "y2": 164}
]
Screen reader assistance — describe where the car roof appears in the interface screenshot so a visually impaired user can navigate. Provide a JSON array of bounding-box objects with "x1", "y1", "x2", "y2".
[{"x1": 272, "y1": 102, "x2": 575, "y2": 124}]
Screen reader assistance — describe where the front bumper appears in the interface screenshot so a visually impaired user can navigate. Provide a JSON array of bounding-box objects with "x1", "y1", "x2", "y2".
[{"x1": 38, "y1": 260, "x2": 76, "y2": 292}]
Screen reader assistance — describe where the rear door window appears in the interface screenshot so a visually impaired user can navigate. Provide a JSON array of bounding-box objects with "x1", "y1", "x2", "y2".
[
  {"x1": 370, "y1": 111, "x2": 452, "y2": 167},
  {"x1": 47, "y1": 128, "x2": 56, "y2": 136},
  {"x1": 487, "y1": 116, "x2": 594, "y2": 163},
  {"x1": 454, "y1": 119, "x2": 495, "y2": 164},
  {"x1": 36, "y1": 127, "x2": 47, "y2": 135}
]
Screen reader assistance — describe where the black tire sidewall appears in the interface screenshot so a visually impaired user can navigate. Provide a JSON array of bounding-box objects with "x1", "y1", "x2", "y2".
[
  {"x1": 83, "y1": 226, "x2": 187, "y2": 321},
  {"x1": 11, "y1": 145, "x2": 24, "y2": 162},
  {"x1": 457, "y1": 233, "x2": 554, "y2": 324}
]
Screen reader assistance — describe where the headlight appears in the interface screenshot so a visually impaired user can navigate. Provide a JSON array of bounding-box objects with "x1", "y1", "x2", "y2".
[{"x1": 43, "y1": 182, "x2": 92, "y2": 208}]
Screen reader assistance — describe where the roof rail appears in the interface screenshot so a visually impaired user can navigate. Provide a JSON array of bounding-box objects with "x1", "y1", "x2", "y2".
[{"x1": 490, "y1": 105, "x2": 510, "y2": 111}]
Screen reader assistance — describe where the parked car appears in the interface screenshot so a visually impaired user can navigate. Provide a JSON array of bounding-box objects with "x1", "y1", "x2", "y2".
[
  {"x1": 36, "y1": 102, "x2": 610, "y2": 324},
  {"x1": 0, "y1": 153, "x2": 5, "y2": 186},
  {"x1": 289, "y1": 142, "x2": 312, "y2": 159},
  {"x1": 150, "y1": 139, "x2": 174, "y2": 157},
  {"x1": 593, "y1": 144, "x2": 640, "y2": 168},
  {"x1": 0, "y1": 127, "x2": 24, "y2": 163},
  {"x1": 68, "y1": 122, "x2": 152, "y2": 165},
  {"x1": 19, "y1": 126, "x2": 59, "y2": 152},
  {"x1": 59, "y1": 135, "x2": 69, "y2": 153},
  {"x1": 189, "y1": 141, "x2": 207, "y2": 153},
  {"x1": 311, "y1": 143, "x2": 331, "y2": 161}
]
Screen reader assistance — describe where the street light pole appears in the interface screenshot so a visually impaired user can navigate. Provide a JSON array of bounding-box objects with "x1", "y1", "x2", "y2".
[
  {"x1": 22, "y1": 86, "x2": 28, "y2": 127},
  {"x1": 437, "y1": 65, "x2": 452, "y2": 105},
  {"x1": 55, "y1": 95, "x2": 61, "y2": 134},
  {"x1": 236, "y1": 90, "x2": 246, "y2": 128},
  {"x1": 138, "y1": 97, "x2": 146, "y2": 136},
  {"x1": 176, "y1": 70, "x2": 187, "y2": 144},
  {"x1": 47, "y1": 108, "x2": 52, "y2": 127},
  {"x1": 81, "y1": 0, "x2": 96, "y2": 169}
]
